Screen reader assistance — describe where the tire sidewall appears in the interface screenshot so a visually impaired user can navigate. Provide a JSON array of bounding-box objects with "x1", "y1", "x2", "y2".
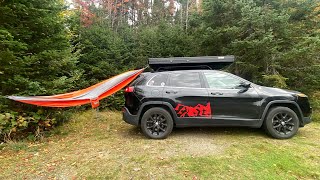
[
  {"x1": 141, "y1": 107, "x2": 174, "y2": 139},
  {"x1": 264, "y1": 107, "x2": 299, "y2": 139}
]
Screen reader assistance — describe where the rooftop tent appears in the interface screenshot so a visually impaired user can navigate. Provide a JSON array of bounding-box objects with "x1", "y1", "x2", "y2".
[{"x1": 148, "y1": 56, "x2": 235, "y2": 71}]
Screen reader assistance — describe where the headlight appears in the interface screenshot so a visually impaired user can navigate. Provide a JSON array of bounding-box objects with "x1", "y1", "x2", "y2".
[{"x1": 297, "y1": 93, "x2": 308, "y2": 98}]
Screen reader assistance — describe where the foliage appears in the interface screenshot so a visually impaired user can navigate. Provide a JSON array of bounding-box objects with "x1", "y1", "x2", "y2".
[
  {"x1": 71, "y1": 0, "x2": 320, "y2": 92},
  {"x1": 0, "y1": 0, "x2": 80, "y2": 141},
  {"x1": 193, "y1": 0, "x2": 320, "y2": 90},
  {"x1": 0, "y1": 109, "x2": 72, "y2": 142},
  {"x1": 311, "y1": 91, "x2": 320, "y2": 112},
  {"x1": 0, "y1": 0, "x2": 81, "y2": 97}
]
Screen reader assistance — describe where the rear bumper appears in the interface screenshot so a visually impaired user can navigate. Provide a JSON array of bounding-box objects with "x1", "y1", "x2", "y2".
[{"x1": 122, "y1": 107, "x2": 139, "y2": 126}]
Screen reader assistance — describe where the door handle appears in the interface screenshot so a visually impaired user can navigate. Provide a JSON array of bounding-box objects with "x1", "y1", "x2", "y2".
[
  {"x1": 211, "y1": 92, "x2": 223, "y2": 95},
  {"x1": 166, "y1": 90, "x2": 178, "y2": 94}
]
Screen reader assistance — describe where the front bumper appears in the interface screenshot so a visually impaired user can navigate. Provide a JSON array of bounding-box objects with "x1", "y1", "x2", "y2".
[
  {"x1": 122, "y1": 107, "x2": 139, "y2": 126},
  {"x1": 301, "y1": 116, "x2": 312, "y2": 126},
  {"x1": 300, "y1": 106, "x2": 312, "y2": 127}
]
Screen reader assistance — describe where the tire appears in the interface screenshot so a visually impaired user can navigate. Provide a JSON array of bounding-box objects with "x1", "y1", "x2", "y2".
[
  {"x1": 140, "y1": 107, "x2": 174, "y2": 139},
  {"x1": 263, "y1": 106, "x2": 299, "y2": 139}
]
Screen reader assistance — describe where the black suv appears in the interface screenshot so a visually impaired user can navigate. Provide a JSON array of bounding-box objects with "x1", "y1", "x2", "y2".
[{"x1": 123, "y1": 59, "x2": 312, "y2": 139}]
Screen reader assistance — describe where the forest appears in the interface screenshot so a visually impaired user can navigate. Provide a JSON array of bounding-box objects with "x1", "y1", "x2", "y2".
[{"x1": 0, "y1": 0, "x2": 319, "y2": 141}]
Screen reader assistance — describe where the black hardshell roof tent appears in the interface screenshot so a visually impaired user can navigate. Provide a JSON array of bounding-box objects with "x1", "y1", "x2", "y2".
[{"x1": 148, "y1": 56, "x2": 235, "y2": 71}]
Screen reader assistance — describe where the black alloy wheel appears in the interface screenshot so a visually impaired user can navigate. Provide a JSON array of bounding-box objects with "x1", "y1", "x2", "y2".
[
  {"x1": 264, "y1": 107, "x2": 299, "y2": 139},
  {"x1": 146, "y1": 113, "x2": 168, "y2": 136},
  {"x1": 272, "y1": 112, "x2": 295, "y2": 135},
  {"x1": 141, "y1": 107, "x2": 173, "y2": 139}
]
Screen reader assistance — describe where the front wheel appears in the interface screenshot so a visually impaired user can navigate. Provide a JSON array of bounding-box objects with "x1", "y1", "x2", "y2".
[
  {"x1": 141, "y1": 107, "x2": 173, "y2": 139},
  {"x1": 263, "y1": 107, "x2": 299, "y2": 139}
]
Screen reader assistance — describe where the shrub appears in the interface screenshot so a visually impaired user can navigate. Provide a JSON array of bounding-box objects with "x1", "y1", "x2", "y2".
[{"x1": 0, "y1": 109, "x2": 72, "y2": 142}]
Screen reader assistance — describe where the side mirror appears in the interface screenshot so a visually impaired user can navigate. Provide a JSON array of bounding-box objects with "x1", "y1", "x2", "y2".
[{"x1": 238, "y1": 82, "x2": 251, "y2": 93}]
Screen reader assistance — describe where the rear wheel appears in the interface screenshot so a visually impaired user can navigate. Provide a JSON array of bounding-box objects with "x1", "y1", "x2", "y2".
[
  {"x1": 264, "y1": 107, "x2": 299, "y2": 139},
  {"x1": 141, "y1": 107, "x2": 173, "y2": 139}
]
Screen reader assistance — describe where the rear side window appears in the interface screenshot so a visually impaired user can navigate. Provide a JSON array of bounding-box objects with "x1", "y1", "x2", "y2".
[
  {"x1": 136, "y1": 77, "x2": 148, "y2": 86},
  {"x1": 169, "y1": 72, "x2": 201, "y2": 88},
  {"x1": 147, "y1": 74, "x2": 168, "y2": 87}
]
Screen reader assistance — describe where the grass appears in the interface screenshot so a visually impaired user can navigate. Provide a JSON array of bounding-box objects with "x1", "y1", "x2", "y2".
[{"x1": 0, "y1": 109, "x2": 319, "y2": 179}]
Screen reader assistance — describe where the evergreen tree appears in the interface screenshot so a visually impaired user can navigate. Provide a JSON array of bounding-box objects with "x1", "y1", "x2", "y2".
[{"x1": 0, "y1": 0, "x2": 80, "y2": 99}]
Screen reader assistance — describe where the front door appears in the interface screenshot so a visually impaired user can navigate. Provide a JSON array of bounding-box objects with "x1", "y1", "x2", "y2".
[
  {"x1": 163, "y1": 72, "x2": 210, "y2": 127},
  {"x1": 202, "y1": 71, "x2": 262, "y2": 126}
]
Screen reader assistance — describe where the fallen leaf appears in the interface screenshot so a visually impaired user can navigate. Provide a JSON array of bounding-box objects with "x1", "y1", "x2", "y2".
[{"x1": 133, "y1": 167, "x2": 141, "y2": 171}]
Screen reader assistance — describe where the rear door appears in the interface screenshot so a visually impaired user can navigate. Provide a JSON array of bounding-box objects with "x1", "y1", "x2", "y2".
[
  {"x1": 136, "y1": 73, "x2": 169, "y2": 102},
  {"x1": 126, "y1": 73, "x2": 168, "y2": 114},
  {"x1": 202, "y1": 71, "x2": 262, "y2": 126},
  {"x1": 163, "y1": 72, "x2": 211, "y2": 127}
]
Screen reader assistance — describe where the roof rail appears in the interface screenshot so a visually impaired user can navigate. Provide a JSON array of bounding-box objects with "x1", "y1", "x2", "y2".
[{"x1": 157, "y1": 65, "x2": 212, "y2": 72}]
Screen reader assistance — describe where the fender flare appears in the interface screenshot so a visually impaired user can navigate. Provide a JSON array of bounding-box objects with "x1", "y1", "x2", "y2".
[
  {"x1": 261, "y1": 100, "x2": 303, "y2": 124},
  {"x1": 137, "y1": 101, "x2": 178, "y2": 123}
]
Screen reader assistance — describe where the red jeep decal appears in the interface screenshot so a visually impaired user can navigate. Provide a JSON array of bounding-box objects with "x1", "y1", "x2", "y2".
[{"x1": 174, "y1": 102, "x2": 211, "y2": 117}]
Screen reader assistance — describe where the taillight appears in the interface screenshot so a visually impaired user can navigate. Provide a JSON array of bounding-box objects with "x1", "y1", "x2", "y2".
[{"x1": 125, "y1": 86, "x2": 134, "y2": 93}]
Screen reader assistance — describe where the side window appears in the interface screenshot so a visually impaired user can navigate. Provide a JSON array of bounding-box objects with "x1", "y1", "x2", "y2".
[
  {"x1": 147, "y1": 74, "x2": 168, "y2": 87},
  {"x1": 204, "y1": 72, "x2": 243, "y2": 89},
  {"x1": 170, "y1": 72, "x2": 201, "y2": 88},
  {"x1": 135, "y1": 75, "x2": 147, "y2": 86}
]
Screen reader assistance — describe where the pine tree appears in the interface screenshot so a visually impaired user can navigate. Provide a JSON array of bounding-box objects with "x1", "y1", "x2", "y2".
[{"x1": 0, "y1": 0, "x2": 80, "y2": 100}]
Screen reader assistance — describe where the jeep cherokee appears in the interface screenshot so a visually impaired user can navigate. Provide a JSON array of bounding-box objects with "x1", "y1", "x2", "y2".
[{"x1": 123, "y1": 60, "x2": 312, "y2": 139}]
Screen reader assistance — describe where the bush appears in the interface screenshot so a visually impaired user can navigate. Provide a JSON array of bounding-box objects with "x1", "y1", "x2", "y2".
[
  {"x1": 101, "y1": 91, "x2": 125, "y2": 111},
  {"x1": 311, "y1": 92, "x2": 320, "y2": 111},
  {"x1": 0, "y1": 109, "x2": 72, "y2": 142}
]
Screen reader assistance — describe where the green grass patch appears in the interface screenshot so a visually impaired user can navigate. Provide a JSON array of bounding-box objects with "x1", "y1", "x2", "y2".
[
  {"x1": 0, "y1": 110, "x2": 319, "y2": 179},
  {"x1": 5, "y1": 141, "x2": 29, "y2": 151},
  {"x1": 177, "y1": 142, "x2": 320, "y2": 179}
]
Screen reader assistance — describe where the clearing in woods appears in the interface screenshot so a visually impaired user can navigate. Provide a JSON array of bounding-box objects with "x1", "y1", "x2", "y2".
[{"x1": 0, "y1": 110, "x2": 319, "y2": 179}]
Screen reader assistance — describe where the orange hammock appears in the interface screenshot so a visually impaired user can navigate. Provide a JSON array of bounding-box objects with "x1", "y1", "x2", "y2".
[{"x1": 7, "y1": 68, "x2": 144, "y2": 108}]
